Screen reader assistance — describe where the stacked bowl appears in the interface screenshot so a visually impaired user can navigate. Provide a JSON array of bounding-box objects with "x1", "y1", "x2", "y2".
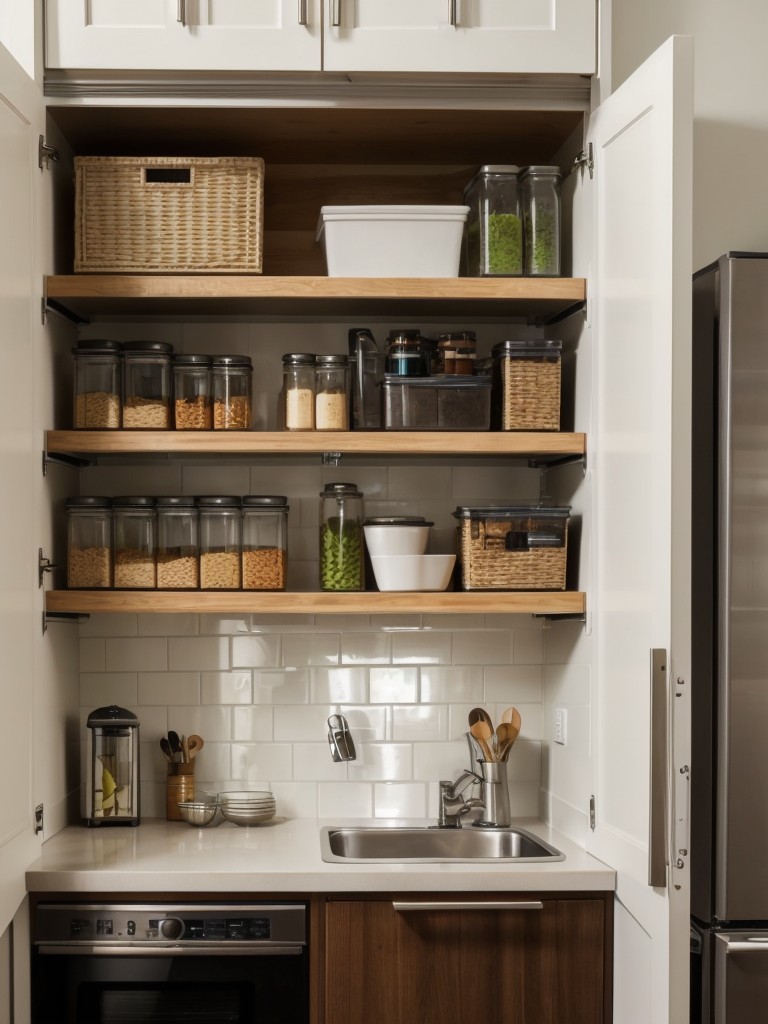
[
  {"x1": 218, "y1": 789, "x2": 276, "y2": 826},
  {"x1": 364, "y1": 516, "x2": 455, "y2": 592}
]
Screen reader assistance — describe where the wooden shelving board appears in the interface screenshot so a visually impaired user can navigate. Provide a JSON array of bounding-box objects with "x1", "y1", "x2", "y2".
[
  {"x1": 44, "y1": 275, "x2": 586, "y2": 321},
  {"x1": 46, "y1": 429, "x2": 586, "y2": 459},
  {"x1": 45, "y1": 589, "x2": 586, "y2": 617}
]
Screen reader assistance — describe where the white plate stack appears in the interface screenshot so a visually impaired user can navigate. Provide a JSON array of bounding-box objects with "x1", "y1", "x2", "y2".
[{"x1": 218, "y1": 790, "x2": 277, "y2": 826}]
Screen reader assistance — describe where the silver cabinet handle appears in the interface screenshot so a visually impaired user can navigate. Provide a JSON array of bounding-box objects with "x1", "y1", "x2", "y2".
[
  {"x1": 298, "y1": 0, "x2": 307, "y2": 26},
  {"x1": 393, "y1": 901, "x2": 543, "y2": 912},
  {"x1": 648, "y1": 648, "x2": 669, "y2": 888},
  {"x1": 449, "y1": 0, "x2": 458, "y2": 26},
  {"x1": 177, "y1": 0, "x2": 186, "y2": 27},
  {"x1": 37, "y1": 944, "x2": 303, "y2": 957},
  {"x1": 723, "y1": 940, "x2": 768, "y2": 954},
  {"x1": 331, "y1": 0, "x2": 341, "y2": 27}
]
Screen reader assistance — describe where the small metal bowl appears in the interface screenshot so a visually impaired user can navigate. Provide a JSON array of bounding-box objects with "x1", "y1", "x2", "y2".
[{"x1": 177, "y1": 800, "x2": 222, "y2": 827}]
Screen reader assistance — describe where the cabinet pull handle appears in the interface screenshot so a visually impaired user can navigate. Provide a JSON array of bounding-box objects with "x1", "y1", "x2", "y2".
[
  {"x1": 331, "y1": 0, "x2": 341, "y2": 28},
  {"x1": 298, "y1": 0, "x2": 308, "y2": 25},
  {"x1": 177, "y1": 0, "x2": 186, "y2": 27},
  {"x1": 648, "y1": 647, "x2": 669, "y2": 888},
  {"x1": 449, "y1": 0, "x2": 458, "y2": 27},
  {"x1": 393, "y1": 901, "x2": 544, "y2": 912}
]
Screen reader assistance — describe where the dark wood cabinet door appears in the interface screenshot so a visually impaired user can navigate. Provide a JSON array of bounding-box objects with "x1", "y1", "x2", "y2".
[{"x1": 324, "y1": 896, "x2": 607, "y2": 1024}]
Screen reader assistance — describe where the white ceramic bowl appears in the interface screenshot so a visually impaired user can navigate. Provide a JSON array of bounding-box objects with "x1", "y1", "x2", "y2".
[
  {"x1": 370, "y1": 553, "x2": 456, "y2": 592},
  {"x1": 364, "y1": 524, "x2": 430, "y2": 556}
]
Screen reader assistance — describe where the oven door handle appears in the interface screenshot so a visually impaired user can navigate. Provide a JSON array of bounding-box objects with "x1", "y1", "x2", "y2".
[{"x1": 36, "y1": 943, "x2": 304, "y2": 957}]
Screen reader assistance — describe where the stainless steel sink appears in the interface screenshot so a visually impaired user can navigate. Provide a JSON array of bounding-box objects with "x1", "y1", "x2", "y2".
[{"x1": 319, "y1": 825, "x2": 564, "y2": 863}]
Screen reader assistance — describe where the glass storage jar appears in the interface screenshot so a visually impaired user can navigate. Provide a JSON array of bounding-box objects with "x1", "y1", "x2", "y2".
[
  {"x1": 315, "y1": 354, "x2": 349, "y2": 430},
  {"x1": 491, "y1": 339, "x2": 562, "y2": 431},
  {"x1": 463, "y1": 165, "x2": 522, "y2": 276},
  {"x1": 112, "y1": 496, "x2": 156, "y2": 589},
  {"x1": 520, "y1": 165, "x2": 562, "y2": 276},
  {"x1": 121, "y1": 341, "x2": 173, "y2": 429},
  {"x1": 212, "y1": 355, "x2": 252, "y2": 430},
  {"x1": 156, "y1": 496, "x2": 199, "y2": 590},
  {"x1": 437, "y1": 331, "x2": 477, "y2": 375},
  {"x1": 66, "y1": 496, "x2": 112, "y2": 589},
  {"x1": 198, "y1": 496, "x2": 242, "y2": 589},
  {"x1": 319, "y1": 483, "x2": 364, "y2": 592},
  {"x1": 72, "y1": 340, "x2": 122, "y2": 429},
  {"x1": 173, "y1": 354, "x2": 212, "y2": 430},
  {"x1": 282, "y1": 353, "x2": 316, "y2": 430},
  {"x1": 385, "y1": 330, "x2": 430, "y2": 377},
  {"x1": 241, "y1": 495, "x2": 289, "y2": 591}
]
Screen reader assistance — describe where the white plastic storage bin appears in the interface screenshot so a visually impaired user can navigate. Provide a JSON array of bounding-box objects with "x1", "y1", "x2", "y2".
[{"x1": 316, "y1": 205, "x2": 469, "y2": 277}]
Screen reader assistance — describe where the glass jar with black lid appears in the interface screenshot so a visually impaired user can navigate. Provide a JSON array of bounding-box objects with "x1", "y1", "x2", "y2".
[
  {"x1": 212, "y1": 355, "x2": 252, "y2": 430},
  {"x1": 173, "y1": 354, "x2": 212, "y2": 430},
  {"x1": 198, "y1": 496, "x2": 242, "y2": 589},
  {"x1": 72, "y1": 340, "x2": 122, "y2": 429},
  {"x1": 112, "y1": 496, "x2": 156, "y2": 589},
  {"x1": 315, "y1": 354, "x2": 349, "y2": 430},
  {"x1": 242, "y1": 496, "x2": 289, "y2": 591},
  {"x1": 282, "y1": 353, "x2": 316, "y2": 430},
  {"x1": 156, "y1": 496, "x2": 199, "y2": 590},
  {"x1": 66, "y1": 496, "x2": 112, "y2": 589},
  {"x1": 121, "y1": 341, "x2": 173, "y2": 429}
]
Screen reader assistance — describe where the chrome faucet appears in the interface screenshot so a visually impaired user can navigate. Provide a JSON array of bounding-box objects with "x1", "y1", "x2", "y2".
[
  {"x1": 438, "y1": 749, "x2": 513, "y2": 829},
  {"x1": 437, "y1": 770, "x2": 484, "y2": 828}
]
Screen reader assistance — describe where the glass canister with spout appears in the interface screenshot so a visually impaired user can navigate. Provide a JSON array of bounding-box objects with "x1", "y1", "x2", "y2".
[
  {"x1": 319, "y1": 483, "x2": 364, "y2": 591},
  {"x1": 520, "y1": 165, "x2": 562, "y2": 276}
]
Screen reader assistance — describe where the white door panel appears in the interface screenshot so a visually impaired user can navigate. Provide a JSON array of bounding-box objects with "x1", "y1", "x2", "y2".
[{"x1": 586, "y1": 35, "x2": 693, "y2": 1023}]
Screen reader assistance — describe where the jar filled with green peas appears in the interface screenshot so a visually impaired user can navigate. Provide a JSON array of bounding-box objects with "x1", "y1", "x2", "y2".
[
  {"x1": 319, "y1": 483, "x2": 365, "y2": 591},
  {"x1": 462, "y1": 165, "x2": 522, "y2": 277},
  {"x1": 520, "y1": 165, "x2": 562, "y2": 276}
]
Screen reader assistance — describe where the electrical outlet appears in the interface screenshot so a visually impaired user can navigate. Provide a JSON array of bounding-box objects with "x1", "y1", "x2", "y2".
[{"x1": 554, "y1": 708, "x2": 568, "y2": 745}]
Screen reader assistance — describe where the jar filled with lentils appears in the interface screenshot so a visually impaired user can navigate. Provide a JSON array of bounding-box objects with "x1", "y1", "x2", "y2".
[
  {"x1": 66, "y1": 496, "x2": 112, "y2": 588},
  {"x1": 121, "y1": 341, "x2": 173, "y2": 429},
  {"x1": 112, "y1": 496, "x2": 156, "y2": 588},
  {"x1": 174, "y1": 355, "x2": 212, "y2": 430},
  {"x1": 241, "y1": 496, "x2": 289, "y2": 590},
  {"x1": 156, "y1": 496, "x2": 199, "y2": 589},
  {"x1": 198, "y1": 496, "x2": 242, "y2": 589},
  {"x1": 212, "y1": 355, "x2": 252, "y2": 429}
]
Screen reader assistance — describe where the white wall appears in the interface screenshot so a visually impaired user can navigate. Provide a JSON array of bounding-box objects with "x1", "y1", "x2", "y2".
[{"x1": 612, "y1": 0, "x2": 768, "y2": 269}]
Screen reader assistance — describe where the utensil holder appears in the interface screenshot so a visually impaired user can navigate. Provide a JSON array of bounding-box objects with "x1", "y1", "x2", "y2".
[
  {"x1": 166, "y1": 762, "x2": 195, "y2": 821},
  {"x1": 476, "y1": 761, "x2": 512, "y2": 829}
]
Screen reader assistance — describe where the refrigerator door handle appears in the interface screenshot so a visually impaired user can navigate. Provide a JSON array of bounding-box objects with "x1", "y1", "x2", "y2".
[{"x1": 649, "y1": 648, "x2": 668, "y2": 887}]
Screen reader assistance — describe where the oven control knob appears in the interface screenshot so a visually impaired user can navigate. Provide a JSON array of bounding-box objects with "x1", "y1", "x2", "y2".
[{"x1": 158, "y1": 917, "x2": 184, "y2": 940}]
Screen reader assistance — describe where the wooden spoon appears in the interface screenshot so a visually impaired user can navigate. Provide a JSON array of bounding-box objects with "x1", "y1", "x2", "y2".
[
  {"x1": 187, "y1": 734, "x2": 205, "y2": 759},
  {"x1": 159, "y1": 737, "x2": 173, "y2": 763},
  {"x1": 469, "y1": 719, "x2": 496, "y2": 762},
  {"x1": 167, "y1": 730, "x2": 183, "y2": 763},
  {"x1": 496, "y1": 717, "x2": 522, "y2": 760},
  {"x1": 469, "y1": 706, "x2": 494, "y2": 731},
  {"x1": 501, "y1": 706, "x2": 519, "y2": 725}
]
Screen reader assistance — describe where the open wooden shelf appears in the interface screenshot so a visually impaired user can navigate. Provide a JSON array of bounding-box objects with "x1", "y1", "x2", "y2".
[
  {"x1": 46, "y1": 429, "x2": 586, "y2": 460},
  {"x1": 44, "y1": 275, "x2": 586, "y2": 321},
  {"x1": 45, "y1": 589, "x2": 586, "y2": 616}
]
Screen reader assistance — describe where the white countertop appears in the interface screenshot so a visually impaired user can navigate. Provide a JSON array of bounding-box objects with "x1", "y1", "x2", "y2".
[{"x1": 26, "y1": 818, "x2": 614, "y2": 893}]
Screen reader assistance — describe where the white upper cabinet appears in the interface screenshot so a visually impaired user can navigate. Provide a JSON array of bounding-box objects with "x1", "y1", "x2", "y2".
[
  {"x1": 45, "y1": 0, "x2": 323, "y2": 72},
  {"x1": 324, "y1": 0, "x2": 595, "y2": 75},
  {"x1": 45, "y1": 0, "x2": 594, "y2": 75}
]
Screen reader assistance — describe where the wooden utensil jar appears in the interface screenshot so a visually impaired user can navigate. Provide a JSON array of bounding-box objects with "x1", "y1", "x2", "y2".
[{"x1": 166, "y1": 761, "x2": 195, "y2": 820}]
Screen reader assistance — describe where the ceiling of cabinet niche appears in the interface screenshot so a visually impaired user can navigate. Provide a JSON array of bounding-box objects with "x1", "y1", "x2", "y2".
[{"x1": 47, "y1": 106, "x2": 583, "y2": 165}]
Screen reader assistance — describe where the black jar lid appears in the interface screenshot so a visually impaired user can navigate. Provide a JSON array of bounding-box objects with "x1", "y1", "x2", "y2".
[
  {"x1": 242, "y1": 495, "x2": 289, "y2": 508},
  {"x1": 173, "y1": 354, "x2": 212, "y2": 366},
  {"x1": 519, "y1": 165, "x2": 562, "y2": 179},
  {"x1": 492, "y1": 339, "x2": 562, "y2": 357},
  {"x1": 111, "y1": 495, "x2": 156, "y2": 508},
  {"x1": 196, "y1": 495, "x2": 242, "y2": 508},
  {"x1": 282, "y1": 352, "x2": 316, "y2": 365},
  {"x1": 65, "y1": 495, "x2": 112, "y2": 509},
  {"x1": 122, "y1": 341, "x2": 174, "y2": 355},
  {"x1": 212, "y1": 354, "x2": 252, "y2": 367},
  {"x1": 364, "y1": 516, "x2": 433, "y2": 527},
  {"x1": 72, "y1": 339, "x2": 123, "y2": 356},
  {"x1": 315, "y1": 354, "x2": 348, "y2": 366},
  {"x1": 438, "y1": 331, "x2": 477, "y2": 343},
  {"x1": 320, "y1": 482, "x2": 363, "y2": 498},
  {"x1": 155, "y1": 495, "x2": 198, "y2": 508}
]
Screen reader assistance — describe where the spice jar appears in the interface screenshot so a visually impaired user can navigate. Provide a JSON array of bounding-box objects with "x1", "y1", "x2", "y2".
[
  {"x1": 520, "y1": 166, "x2": 562, "y2": 276},
  {"x1": 319, "y1": 483, "x2": 364, "y2": 591},
  {"x1": 174, "y1": 355, "x2": 212, "y2": 430},
  {"x1": 198, "y1": 496, "x2": 242, "y2": 589},
  {"x1": 212, "y1": 355, "x2": 252, "y2": 430},
  {"x1": 156, "y1": 496, "x2": 199, "y2": 589},
  {"x1": 282, "y1": 353, "x2": 316, "y2": 430},
  {"x1": 112, "y1": 496, "x2": 156, "y2": 589},
  {"x1": 385, "y1": 330, "x2": 430, "y2": 377},
  {"x1": 72, "y1": 340, "x2": 122, "y2": 428},
  {"x1": 66, "y1": 496, "x2": 112, "y2": 589},
  {"x1": 463, "y1": 165, "x2": 522, "y2": 276},
  {"x1": 437, "y1": 331, "x2": 477, "y2": 375},
  {"x1": 491, "y1": 339, "x2": 562, "y2": 431},
  {"x1": 315, "y1": 354, "x2": 349, "y2": 430},
  {"x1": 121, "y1": 341, "x2": 173, "y2": 429},
  {"x1": 242, "y1": 496, "x2": 289, "y2": 591}
]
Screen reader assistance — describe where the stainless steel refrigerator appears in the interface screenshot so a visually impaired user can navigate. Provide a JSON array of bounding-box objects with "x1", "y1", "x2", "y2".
[{"x1": 691, "y1": 252, "x2": 768, "y2": 1022}]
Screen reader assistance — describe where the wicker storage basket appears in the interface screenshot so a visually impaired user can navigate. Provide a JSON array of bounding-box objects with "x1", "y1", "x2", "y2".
[
  {"x1": 74, "y1": 156, "x2": 265, "y2": 273},
  {"x1": 454, "y1": 504, "x2": 570, "y2": 591},
  {"x1": 491, "y1": 339, "x2": 562, "y2": 431}
]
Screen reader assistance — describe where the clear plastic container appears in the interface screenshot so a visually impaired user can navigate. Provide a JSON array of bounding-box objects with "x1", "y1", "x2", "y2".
[
  {"x1": 437, "y1": 331, "x2": 477, "y2": 375},
  {"x1": 491, "y1": 339, "x2": 562, "y2": 431},
  {"x1": 315, "y1": 354, "x2": 349, "y2": 430},
  {"x1": 156, "y1": 496, "x2": 199, "y2": 590},
  {"x1": 520, "y1": 165, "x2": 562, "y2": 276},
  {"x1": 282, "y1": 353, "x2": 316, "y2": 430},
  {"x1": 382, "y1": 375, "x2": 491, "y2": 431},
  {"x1": 242, "y1": 495, "x2": 289, "y2": 591},
  {"x1": 174, "y1": 355, "x2": 212, "y2": 430},
  {"x1": 66, "y1": 496, "x2": 112, "y2": 589},
  {"x1": 212, "y1": 355, "x2": 252, "y2": 430},
  {"x1": 72, "y1": 340, "x2": 122, "y2": 429},
  {"x1": 121, "y1": 341, "x2": 173, "y2": 429},
  {"x1": 463, "y1": 165, "x2": 522, "y2": 277},
  {"x1": 112, "y1": 496, "x2": 156, "y2": 589},
  {"x1": 198, "y1": 496, "x2": 242, "y2": 589},
  {"x1": 319, "y1": 483, "x2": 364, "y2": 592}
]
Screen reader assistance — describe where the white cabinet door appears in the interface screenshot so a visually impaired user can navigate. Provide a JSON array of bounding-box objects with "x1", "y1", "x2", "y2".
[
  {"x1": 45, "y1": 0, "x2": 322, "y2": 72},
  {"x1": 0, "y1": 41, "x2": 44, "y2": 934},
  {"x1": 323, "y1": 0, "x2": 595, "y2": 74},
  {"x1": 585, "y1": 36, "x2": 693, "y2": 1024}
]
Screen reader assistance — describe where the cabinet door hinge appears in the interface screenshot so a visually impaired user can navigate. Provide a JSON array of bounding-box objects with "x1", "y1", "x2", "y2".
[
  {"x1": 589, "y1": 794, "x2": 596, "y2": 830},
  {"x1": 38, "y1": 135, "x2": 60, "y2": 171},
  {"x1": 571, "y1": 142, "x2": 594, "y2": 180}
]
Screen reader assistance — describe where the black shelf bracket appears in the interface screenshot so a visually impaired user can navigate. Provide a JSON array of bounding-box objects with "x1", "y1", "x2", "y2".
[
  {"x1": 42, "y1": 610, "x2": 89, "y2": 636},
  {"x1": 42, "y1": 450, "x2": 94, "y2": 475}
]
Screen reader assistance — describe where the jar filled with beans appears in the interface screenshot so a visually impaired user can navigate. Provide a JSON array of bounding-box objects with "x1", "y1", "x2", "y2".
[
  {"x1": 156, "y1": 496, "x2": 199, "y2": 589},
  {"x1": 66, "y1": 496, "x2": 112, "y2": 588},
  {"x1": 112, "y1": 496, "x2": 156, "y2": 588},
  {"x1": 198, "y1": 496, "x2": 242, "y2": 589},
  {"x1": 241, "y1": 496, "x2": 289, "y2": 590}
]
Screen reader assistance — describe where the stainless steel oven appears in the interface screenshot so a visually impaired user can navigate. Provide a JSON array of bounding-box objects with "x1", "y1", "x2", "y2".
[{"x1": 31, "y1": 901, "x2": 309, "y2": 1024}]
